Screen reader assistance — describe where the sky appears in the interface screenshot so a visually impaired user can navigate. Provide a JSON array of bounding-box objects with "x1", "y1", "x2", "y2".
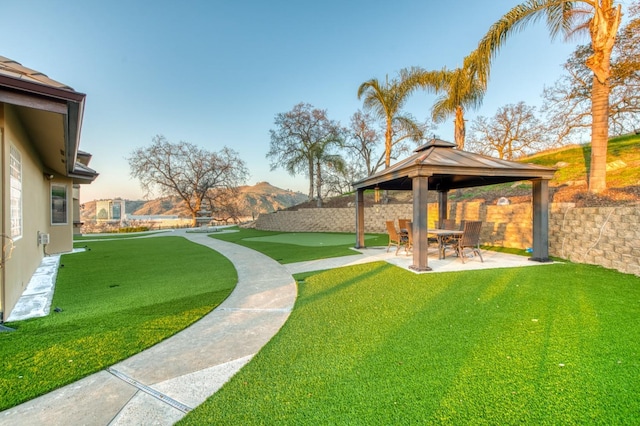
[{"x1": 2, "y1": 0, "x2": 601, "y2": 202}]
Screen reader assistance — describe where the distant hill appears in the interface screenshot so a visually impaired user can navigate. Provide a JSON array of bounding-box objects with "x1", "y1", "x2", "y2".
[
  {"x1": 80, "y1": 182, "x2": 308, "y2": 222},
  {"x1": 234, "y1": 181, "x2": 309, "y2": 216}
]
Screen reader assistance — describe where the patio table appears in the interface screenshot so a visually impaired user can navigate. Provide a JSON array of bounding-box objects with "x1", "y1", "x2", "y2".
[{"x1": 428, "y1": 229, "x2": 463, "y2": 259}]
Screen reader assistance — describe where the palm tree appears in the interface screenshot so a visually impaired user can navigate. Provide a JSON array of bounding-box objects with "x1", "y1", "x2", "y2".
[
  {"x1": 357, "y1": 74, "x2": 424, "y2": 168},
  {"x1": 404, "y1": 61, "x2": 485, "y2": 150},
  {"x1": 470, "y1": 0, "x2": 622, "y2": 193}
]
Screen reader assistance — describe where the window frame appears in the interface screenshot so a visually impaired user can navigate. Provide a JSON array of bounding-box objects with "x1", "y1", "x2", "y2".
[
  {"x1": 9, "y1": 144, "x2": 22, "y2": 240},
  {"x1": 51, "y1": 183, "x2": 68, "y2": 225}
]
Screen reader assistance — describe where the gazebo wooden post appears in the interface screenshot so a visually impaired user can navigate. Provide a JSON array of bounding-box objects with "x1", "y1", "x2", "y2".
[
  {"x1": 437, "y1": 190, "x2": 449, "y2": 228},
  {"x1": 530, "y1": 179, "x2": 551, "y2": 262},
  {"x1": 355, "y1": 188, "x2": 365, "y2": 248},
  {"x1": 410, "y1": 176, "x2": 432, "y2": 271}
]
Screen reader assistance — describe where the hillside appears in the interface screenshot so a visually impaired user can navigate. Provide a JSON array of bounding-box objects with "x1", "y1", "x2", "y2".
[
  {"x1": 80, "y1": 182, "x2": 307, "y2": 221},
  {"x1": 234, "y1": 181, "x2": 309, "y2": 215},
  {"x1": 291, "y1": 133, "x2": 640, "y2": 209}
]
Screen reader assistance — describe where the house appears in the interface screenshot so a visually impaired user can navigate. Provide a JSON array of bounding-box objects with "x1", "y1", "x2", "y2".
[
  {"x1": 95, "y1": 198, "x2": 126, "y2": 223},
  {"x1": 0, "y1": 55, "x2": 98, "y2": 322}
]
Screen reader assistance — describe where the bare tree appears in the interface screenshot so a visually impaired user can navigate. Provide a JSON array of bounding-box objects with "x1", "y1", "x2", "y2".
[
  {"x1": 128, "y1": 135, "x2": 249, "y2": 227},
  {"x1": 204, "y1": 187, "x2": 244, "y2": 224},
  {"x1": 312, "y1": 139, "x2": 345, "y2": 206},
  {"x1": 466, "y1": 102, "x2": 548, "y2": 160},
  {"x1": 343, "y1": 110, "x2": 381, "y2": 177},
  {"x1": 267, "y1": 103, "x2": 343, "y2": 204},
  {"x1": 321, "y1": 161, "x2": 361, "y2": 198}
]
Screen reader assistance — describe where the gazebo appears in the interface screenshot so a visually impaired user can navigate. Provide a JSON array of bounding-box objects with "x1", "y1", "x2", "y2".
[{"x1": 352, "y1": 139, "x2": 556, "y2": 271}]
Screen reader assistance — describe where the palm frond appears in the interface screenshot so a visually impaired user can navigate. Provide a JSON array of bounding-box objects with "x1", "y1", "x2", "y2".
[
  {"x1": 431, "y1": 96, "x2": 455, "y2": 123},
  {"x1": 393, "y1": 115, "x2": 425, "y2": 141},
  {"x1": 471, "y1": 0, "x2": 573, "y2": 85}
]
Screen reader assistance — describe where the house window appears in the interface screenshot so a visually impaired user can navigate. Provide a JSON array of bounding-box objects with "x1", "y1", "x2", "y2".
[
  {"x1": 9, "y1": 145, "x2": 22, "y2": 239},
  {"x1": 51, "y1": 183, "x2": 68, "y2": 225}
]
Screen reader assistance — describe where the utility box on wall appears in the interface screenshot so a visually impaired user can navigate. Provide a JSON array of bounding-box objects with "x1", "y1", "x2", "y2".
[{"x1": 38, "y1": 233, "x2": 50, "y2": 245}]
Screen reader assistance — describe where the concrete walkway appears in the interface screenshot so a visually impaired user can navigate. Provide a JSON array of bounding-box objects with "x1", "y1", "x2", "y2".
[{"x1": 0, "y1": 230, "x2": 297, "y2": 425}]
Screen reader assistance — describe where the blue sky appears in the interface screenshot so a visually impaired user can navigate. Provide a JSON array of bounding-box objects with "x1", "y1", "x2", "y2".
[{"x1": 3, "y1": 0, "x2": 588, "y2": 201}]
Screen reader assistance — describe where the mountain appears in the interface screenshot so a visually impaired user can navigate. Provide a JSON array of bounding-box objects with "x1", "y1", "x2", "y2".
[
  {"x1": 80, "y1": 182, "x2": 308, "y2": 222},
  {"x1": 235, "y1": 182, "x2": 309, "y2": 216}
]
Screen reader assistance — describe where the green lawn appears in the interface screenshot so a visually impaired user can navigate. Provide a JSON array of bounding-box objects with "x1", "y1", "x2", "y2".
[
  {"x1": 209, "y1": 228, "x2": 387, "y2": 264},
  {"x1": 180, "y1": 261, "x2": 640, "y2": 424},
  {"x1": 0, "y1": 236, "x2": 237, "y2": 411}
]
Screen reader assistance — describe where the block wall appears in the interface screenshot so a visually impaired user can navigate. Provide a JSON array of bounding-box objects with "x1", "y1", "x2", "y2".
[
  {"x1": 255, "y1": 202, "x2": 640, "y2": 276},
  {"x1": 549, "y1": 204, "x2": 640, "y2": 276}
]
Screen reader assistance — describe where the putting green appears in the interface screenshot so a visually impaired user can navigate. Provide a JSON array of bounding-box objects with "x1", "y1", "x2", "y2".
[{"x1": 243, "y1": 233, "x2": 375, "y2": 247}]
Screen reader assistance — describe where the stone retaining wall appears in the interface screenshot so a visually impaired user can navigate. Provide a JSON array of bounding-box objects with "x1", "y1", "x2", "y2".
[
  {"x1": 549, "y1": 204, "x2": 640, "y2": 276},
  {"x1": 255, "y1": 202, "x2": 640, "y2": 276}
]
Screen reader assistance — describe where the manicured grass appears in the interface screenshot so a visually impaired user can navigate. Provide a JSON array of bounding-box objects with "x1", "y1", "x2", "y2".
[
  {"x1": 0, "y1": 236, "x2": 237, "y2": 411},
  {"x1": 209, "y1": 228, "x2": 387, "y2": 264},
  {"x1": 180, "y1": 261, "x2": 640, "y2": 424}
]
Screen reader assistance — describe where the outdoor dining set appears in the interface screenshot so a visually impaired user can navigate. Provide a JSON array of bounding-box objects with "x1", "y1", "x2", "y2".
[{"x1": 385, "y1": 218, "x2": 484, "y2": 263}]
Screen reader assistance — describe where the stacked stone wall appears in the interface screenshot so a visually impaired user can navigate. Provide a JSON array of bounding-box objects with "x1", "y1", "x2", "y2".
[
  {"x1": 255, "y1": 202, "x2": 640, "y2": 276},
  {"x1": 549, "y1": 204, "x2": 640, "y2": 276}
]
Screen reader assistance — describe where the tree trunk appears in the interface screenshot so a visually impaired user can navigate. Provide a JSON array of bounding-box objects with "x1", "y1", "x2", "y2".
[
  {"x1": 584, "y1": 2, "x2": 619, "y2": 194},
  {"x1": 191, "y1": 198, "x2": 202, "y2": 227},
  {"x1": 385, "y1": 118, "x2": 393, "y2": 168},
  {"x1": 307, "y1": 157, "x2": 314, "y2": 200},
  {"x1": 454, "y1": 105, "x2": 466, "y2": 150},
  {"x1": 589, "y1": 74, "x2": 609, "y2": 194},
  {"x1": 315, "y1": 159, "x2": 323, "y2": 207}
]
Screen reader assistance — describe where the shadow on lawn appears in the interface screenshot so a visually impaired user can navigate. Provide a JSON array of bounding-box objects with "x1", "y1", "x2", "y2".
[{"x1": 294, "y1": 262, "x2": 396, "y2": 309}]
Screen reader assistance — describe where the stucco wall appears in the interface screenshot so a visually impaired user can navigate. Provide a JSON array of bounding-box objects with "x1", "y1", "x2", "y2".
[
  {"x1": 2, "y1": 106, "x2": 48, "y2": 318},
  {"x1": 255, "y1": 201, "x2": 640, "y2": 276},
  {"x1": 1, "y1": 105, "x2": 74, "y2": 319}
]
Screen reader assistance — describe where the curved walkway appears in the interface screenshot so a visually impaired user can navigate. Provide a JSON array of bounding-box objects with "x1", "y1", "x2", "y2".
[{"x1": 0, "y1": 230, "x2": 297, "y2": 425}]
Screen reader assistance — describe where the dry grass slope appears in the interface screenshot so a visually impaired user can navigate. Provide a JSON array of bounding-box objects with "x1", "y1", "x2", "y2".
[{"x1": 292, "y1": 133, "x2": 640, "y2": 209}]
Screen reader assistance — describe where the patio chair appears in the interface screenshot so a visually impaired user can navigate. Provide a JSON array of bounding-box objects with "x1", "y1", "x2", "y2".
[
  {"x1": 385, "y1": 220, "x2": 407, "y2": 255},
  {"x1": 398, "y1": 218, "x2": 411, "y2": 234},
  {"x1": 442, "y1": 218, "x2": 458, "y2": 230},
  {"x1": 454, "y1": 220, "x2": 484, "y2": 263},
  {"x1": 438, "y1": 218, "x2": 460, "y2": 256},
  {"x1": 403, "y1": 221, "x2": 414, "y2": 255}
]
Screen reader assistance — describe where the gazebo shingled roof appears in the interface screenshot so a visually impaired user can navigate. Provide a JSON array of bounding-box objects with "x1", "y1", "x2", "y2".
[
  {"x1": 353, "y1": 139, "x2": 556, "y2": 191},
  {"x1": 352, "y1": 139, "x2": 556, "y2": 271}
]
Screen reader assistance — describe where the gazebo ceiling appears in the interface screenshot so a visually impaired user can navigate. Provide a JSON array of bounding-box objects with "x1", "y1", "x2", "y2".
[{"x1": 353, "y1": 139, "x2": 556, "y2": 192}]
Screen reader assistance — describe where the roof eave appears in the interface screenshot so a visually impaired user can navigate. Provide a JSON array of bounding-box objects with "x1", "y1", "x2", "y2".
[
  {"x1": 0, "y1": 73, "x2": 87, "y2": 178},
  {"x1": 0, "y1": 74, "x2": 85, "y2": 103},
  {"x1": 65, "y1": 99, "x2": 85, "y2": 175}
]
